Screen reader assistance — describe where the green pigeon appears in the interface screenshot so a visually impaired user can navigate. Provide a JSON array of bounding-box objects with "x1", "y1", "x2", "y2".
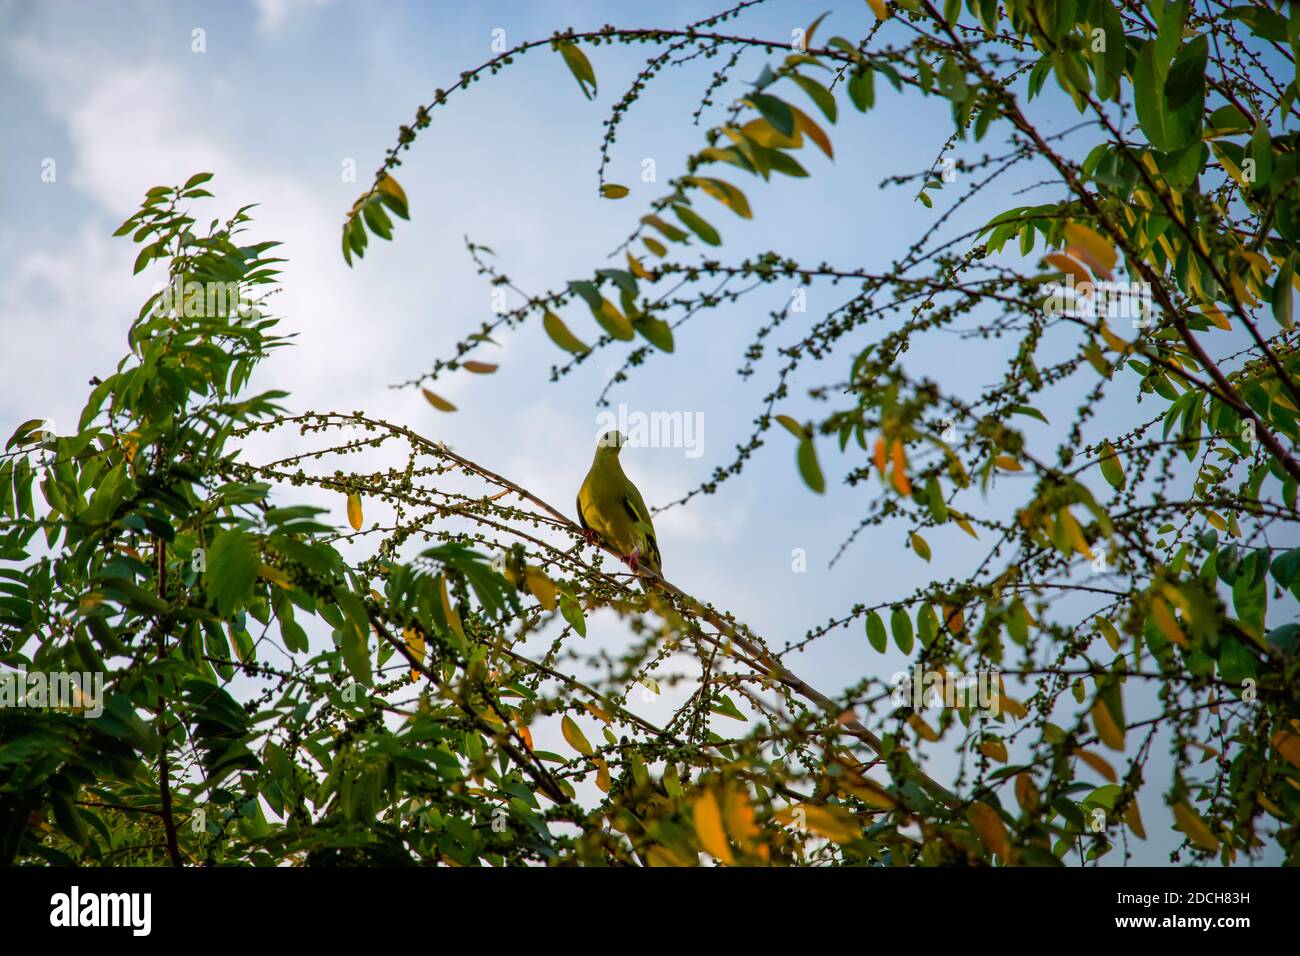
[{"x1": 577, "y1": 430, "x2": 662, "y2": 584}]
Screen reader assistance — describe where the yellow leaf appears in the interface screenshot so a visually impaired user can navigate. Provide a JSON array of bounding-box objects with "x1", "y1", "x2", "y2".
[
  {"x1": 803, "y1": 804, "x2": 861, "y2": 843},
  {"x1": 462, "y1": 361, "x2": 497, "y2": 374},
  {"x1": 722, "y1": 787, "x2": 759, "y2": 850},
  {"x1": 739, "y1": 117, "x2": 802, "y2": 150},
  {"x1": 994, "y1": 455, "x2": 1022, "y2": 471},
  {"x1": 1092, "y1": 698, "x2": 1125, "y2": 751},
  {"x1": 561, "y1": 715, "x2": 593, "y2": 756},
  {"x1": 840, "y1": 775, "x2": 899, "y2": 809},
  {"x1": 909, "y1": 713, "x2": 940, "y2": 742},
  {"x1": 1125, "y1": 800, "x2": 1146, "y2": 839},
  {"x1": 1199, "y1": 302, "x2": 1231, "y2": 330},
  {"x1": 626, "y1": 252, "x2": 653, "y2": 280},
  {"x1": 421, "y1": 388, "x2": 457, "y2": 412},
  {"x1": 583, "y1": 702, "x2": 613, "y2": 725},
  {"x1": 1272, "y1": 731, "x2": 1300, "y2": 769},
  {"x1": 438, "y1": 574, "x2": 464, "y2": 639},
  {"x1": 789, "y1": 104, "x2": 832, "y2": 158},
  {"x1": 646, "y1": 844, "x2": 696, "y2": 867},
  {"x1": 999, "y1": 693, "x2": 1028, "y2": 720},
  {"x1": 542, "y1": 311, "x2": 591, "y2": 354},
  {"x1": 1064, "y1": 223, "x2": 1117, "y2": 279},
  {"x1": 600, "y1": 183, "x2": 629, "y2": 199},
  {"x1": 910, "y1": 532, "x2": 931, "y2": 562},
  {"x1": 257, "y1": 564, "x2": 293, "y2": 588},
  {"x1": 346, "y1": 493, "x2": 363, "y2": 531},
  {"x1": 966, "y1": 801, "x2": 1011, "y2": 861},
  {"x1": 1074, "y1": 748, "x2": 1118, "y2": 783},
  {"x1": 1015, "y1": 772, "x2": 1038, "y2": 812},
  {"x1": 519, "y1": 725, "x2": 533, "y2": 752},
  {"x1": 524, "y1": 567, "x2": 557, "y2": 611},
  {"x1": 1098, "y1": 321, "x2": 1133, "y2": 354},
  {"x1": 404, "y1": 626, "x2": 425, "y2": 682},
  {"x1": 979, "y1": 739, "x2": 1008, "y2": 763},
  {"x1": 693, "y1": 790, "x2": 734, "y2": 864},
  {"x1": 1057, "y1": 507, "x2": 1093, "y2": 558},
  {"x1": 595, "y1": 758, "x2": 611, "y2": 793},
  {"x1": 1173, "y1": 802, "x2": 1220, "y2": 852},
  {"x1": 866, "y1": 0, "x2": 889, "y2": 19},
  {"x1": 1150, "y1": 595, "x2": 1188, "y2": 647}
]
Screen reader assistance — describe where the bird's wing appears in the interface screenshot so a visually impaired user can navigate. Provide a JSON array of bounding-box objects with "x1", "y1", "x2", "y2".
[
  {"x1": 576, "y1": 492, "x2": 591, "y2": 531},
  {"x1": 620, "y1": 485, "x2": 662, "y2": 572}
]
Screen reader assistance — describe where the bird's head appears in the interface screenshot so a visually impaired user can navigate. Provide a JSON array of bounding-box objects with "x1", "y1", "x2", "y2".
[{"x1": 596, "y1": 430, "x2": 625, "y2": 457}]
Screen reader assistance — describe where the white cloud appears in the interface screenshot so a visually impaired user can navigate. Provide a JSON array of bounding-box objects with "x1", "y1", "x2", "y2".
[{"x1": 252, "y1": 0, "x2": 333, "y2": 33}]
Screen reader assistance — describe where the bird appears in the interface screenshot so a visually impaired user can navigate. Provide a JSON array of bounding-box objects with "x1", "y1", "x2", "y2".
[{"x1": 576, "y1": 430, "x2": 662, "y2": 586}]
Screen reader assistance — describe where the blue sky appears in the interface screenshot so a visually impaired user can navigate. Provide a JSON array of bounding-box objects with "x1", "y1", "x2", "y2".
[{"x1": 1, "y1": 0, "x2": 1284, "y2": 865}]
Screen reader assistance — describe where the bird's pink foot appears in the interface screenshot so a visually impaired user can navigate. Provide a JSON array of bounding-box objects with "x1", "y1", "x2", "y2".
[
  {"x1": 624, "y1": 550, "x2": 641, "y2": 572},
  {"x1": 580, "y1": 527, "x2": 600, "y2": 547}
]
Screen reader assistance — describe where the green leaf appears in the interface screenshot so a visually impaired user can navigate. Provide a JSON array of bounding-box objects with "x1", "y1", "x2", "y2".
[
  {"x1": 672, "y1": 204, "x2": 721, "y2": 246},
  {"x1": 890, "y1": 607, "x2": 914, "y2": 655},
  {"x1": 866, "y1": 611, "x2": 888, "y2": 653},
  {"x1": 796, "y1": 437, "x2": 825, "y2": 494},
  {"x1": 206, "y1": 528, "x2": 258, "y2": 618},
  {"x1": 745, "y1": 93, "x2": 795, "y2": 137},
  {"x1": 791, "y1": 75, "x2": 837, "y2": 122}
]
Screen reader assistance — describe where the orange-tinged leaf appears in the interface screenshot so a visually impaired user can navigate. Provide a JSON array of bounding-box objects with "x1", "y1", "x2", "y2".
[
  {"x1": 693, "y1": 790, "x2": 734, "y2": 864},
  {"x1": 967, "y1": 801, "x2": 1011, "y2": 860},
  {"x1": 722, "y1": 787, "x2": 760, "y2": 849},
  {"x1": 1064, "y1": 223, "x2": 1117, "y2": 279},
  {"x1": 1043, "y1": 252, "x2": 1090, "y2": 287},
  {"x1": 595, "y1": 758, "x2": 612, "y2": 793},
  {"x1": 421, "y1": 388, "x2": 457, "y2": 412},
  {"x1": 462, "y1": 361, "x2": 497, "y2": 374},
  {"x1": 519, "y1": 725, "x2": 534, "y2": 751},
  {"x1": 1075, "y1": 748, "x2": 1118, "y2": 783},
  {"x1": 866, "y1": 0, "x2": 889, "y2": 19},
  {"x1": 890, "y1": 440, "x2": 912, "y2": 495},
  {"x1": 994, "y1": 455, "x2": 1022, "y2": 472},
  {"x1": 873, "y1": 436, "x2": 887, "y2": 474},
  {"x1": 346, "y1": 493, "x2": 363, "y2": 531}
]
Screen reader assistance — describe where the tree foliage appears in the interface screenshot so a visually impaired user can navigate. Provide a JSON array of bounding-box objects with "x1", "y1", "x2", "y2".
[{"x1": 3, "y1": 0, "x2": 1300, "y2": 866}]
